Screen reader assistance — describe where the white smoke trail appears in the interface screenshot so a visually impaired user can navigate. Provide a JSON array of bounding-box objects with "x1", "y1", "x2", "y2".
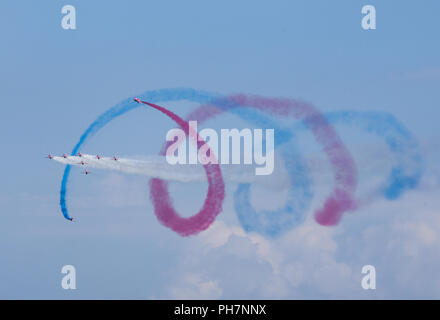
[
  {"x1": 52, "y1": 145, "x2": 400, "y2": 189},
  {"x1": 52, "y1": 154, "x2": 289, "y2": 188}
]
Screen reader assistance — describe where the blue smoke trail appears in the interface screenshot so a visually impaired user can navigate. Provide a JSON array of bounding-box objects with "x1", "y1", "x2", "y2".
[
  {"x1": 231, "y1": 109, "x2": 423, "y2": 236},
  {"x1": 325, "y1": 111, "x2": 423, "y2": 199},
  {"x1": 230, "y1": 109, "x2": 423, "y2": 236},
  {"x1": 60, "y1": 88, "x2": 220, "y2": 220},
  {"x1": 226, "y1": 107, "x2": 313, "y2": 237},
  {"x1": 293, "y1": 111, "x2": 424, "y2": 200},
  {"x1": 60, "y1": 89, "x2": 422, "y2": 238},
  {"x1": 60, "y1": 88, "x2": 313, "y2": 238}
]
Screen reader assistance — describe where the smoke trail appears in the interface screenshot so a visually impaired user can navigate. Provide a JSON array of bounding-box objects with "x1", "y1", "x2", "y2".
[
  {"x1": 136, "y1": 100, "x2": 224, "y2": 236},
  {"x1": 292, "y1": 111, "x2": 424, "y2": 201},
  {"x1": 59, "y1": 88, "x2": 221, "y2": 221},
  {"x1": 59, "y1": 88, "x2": 355, "y2": 234},
  {"x1": 185, "y1": 105, "x2": 313, "y2": 237},
  {"x1": 59, "y1": 88, "x2": 421, "y2": 238},
  {"x1": 54, "y1": 154, "x2": 284, "y2": 186},
  {"x1": 325, "y1": 111, "x2": 423, "y2": 200},
  {"x1": 191, "y1": 95, "x2": 358, "y2": 226}
]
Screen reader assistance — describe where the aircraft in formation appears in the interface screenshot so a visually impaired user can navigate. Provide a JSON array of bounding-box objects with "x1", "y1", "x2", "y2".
[
  {"x1": 46, "y1": 154, "x2": 117, "y2": 161},
  {"x1": 46, "y1": 153, "x2": 119, "y2": 175}
]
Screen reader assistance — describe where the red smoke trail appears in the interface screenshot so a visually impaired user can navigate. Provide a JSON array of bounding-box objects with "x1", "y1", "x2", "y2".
[
  {"x1": 138, "y1": 100, "x2": 225, "y2": 236},
  {"x1": 188, "y1": 95, "x2": 358, "y2": 226}
]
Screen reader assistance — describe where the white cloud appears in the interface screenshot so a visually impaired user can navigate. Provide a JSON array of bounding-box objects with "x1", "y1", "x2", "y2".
[
  {"x1": 162, "y1": 175, "x2": 440, "y2": 299},
  {"x1": 168, "y1": 274, "x2": 222, "y2": 300}
]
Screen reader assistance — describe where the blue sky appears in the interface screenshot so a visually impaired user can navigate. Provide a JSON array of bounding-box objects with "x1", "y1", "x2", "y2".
[{"x1": 0, "y1": 0, "x2": 439, "y2": 299}]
